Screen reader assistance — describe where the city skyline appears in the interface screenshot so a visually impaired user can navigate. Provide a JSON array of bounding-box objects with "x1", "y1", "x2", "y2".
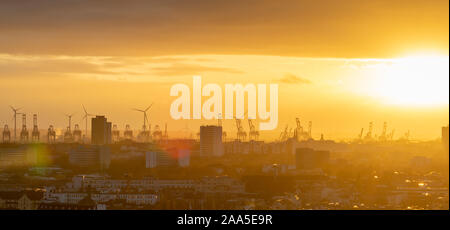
[
  {"x1": 0, "y1": 0, "x2": 448, "y2": 214},
  {"x1": 1, "y1": 1, "x2": 449, "y2": 141}
]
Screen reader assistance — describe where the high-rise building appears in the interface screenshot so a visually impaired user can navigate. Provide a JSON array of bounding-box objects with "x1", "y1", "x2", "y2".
[
  {"x1": 442, "y1": 125, "x2": 449, "y2": 153},
  {"x1": 200, "y1": 125, "x2": 223, "y2": 157},
  {"x1": 91, "y1": 116, "x2": 112, "y2": 145},
  {"x1": 295, "y1": 148, "x2": 330, "y2": 170},
  {"x1": 69, "y1": 145, "x2": 110, "y2": 170}
]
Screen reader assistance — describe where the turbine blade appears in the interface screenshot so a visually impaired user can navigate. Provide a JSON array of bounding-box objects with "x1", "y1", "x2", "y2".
[
  {"x1": 145, "y1": 103, "x2": 153, "y2": 112},
  {"x1": 10, "y1": 106, "x2": 21, "y2": 112}
]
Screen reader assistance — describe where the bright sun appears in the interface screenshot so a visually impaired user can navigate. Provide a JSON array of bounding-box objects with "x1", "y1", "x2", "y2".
[{"x1": 371, "y1": 54, "x2": 449, "y2": 106}]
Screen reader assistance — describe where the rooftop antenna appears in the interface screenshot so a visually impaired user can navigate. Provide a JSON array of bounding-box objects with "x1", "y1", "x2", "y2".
[{"x1": 9, "y1": 106, "x2": 21, "y2": 142}]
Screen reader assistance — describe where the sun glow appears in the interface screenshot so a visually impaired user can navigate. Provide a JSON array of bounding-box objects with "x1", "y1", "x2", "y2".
[{"x1": 370, "y1": 55, "x2": 449, "y2": 106}]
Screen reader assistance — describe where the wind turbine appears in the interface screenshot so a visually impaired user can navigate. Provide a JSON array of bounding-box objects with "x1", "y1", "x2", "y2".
[
  {"x1": 82, "y1": 105, "x2": 94, "y2": 139},
  {"x1": 9, "y1": 106, "x2": 21, "y2": 142},
  {"x1": 133, "y1": 103, "x2": 153, "y2": 132}
]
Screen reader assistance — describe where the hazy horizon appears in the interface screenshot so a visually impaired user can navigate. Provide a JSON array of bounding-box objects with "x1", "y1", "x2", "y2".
[{"x1": 0, "y1": 0, "x2": 448, "y2": 141}]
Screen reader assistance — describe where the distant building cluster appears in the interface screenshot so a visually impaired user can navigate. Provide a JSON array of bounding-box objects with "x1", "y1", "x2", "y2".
[{"x1": 0, "y1": 120, "x2": 448, "y2": 210}]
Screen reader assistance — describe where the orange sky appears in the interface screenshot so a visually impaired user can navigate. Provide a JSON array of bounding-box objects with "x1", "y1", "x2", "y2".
[{"x1": 0, "y1": 0, "x2": 448, "y2": 140}]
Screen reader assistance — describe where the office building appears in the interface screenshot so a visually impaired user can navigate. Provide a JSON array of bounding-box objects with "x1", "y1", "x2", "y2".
[
  {"x1": 200, "y1": 125, "x2": 223, "y2": 157},
  {"x1": 91, "y1": 116, "x2": 112, "y2": 145}
]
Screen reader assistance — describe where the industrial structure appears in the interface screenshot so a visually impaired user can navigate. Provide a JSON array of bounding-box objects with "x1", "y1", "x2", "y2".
[
  {"x1": 2, "y1": 125, "x2": 10, "y2": 143},
  {"x1": 63, "y1": 113, "x2": 75, "y2": 143},
  {"x1": 20, "y1": 114, "x2": 29, "y2": 143},
  {"x1": 248, "y1": 119, "x2": 259, "y2": 141},
  {"x1": 73, "y1": 124, "x2": 82, "y2": 142},
  {"x1": 124, "y1": 124, "x2": 133, "y2": 139},
  {"x1": 31, "y1": 114, "x2": 40, "y2": 142},
  {"x1": 112, "y1": 124, "x2": 120, "y2": 142},
  {"x1": 293, "y1": 118, "x2": 312, "y2": 141},
  {"x1": 152, "y1": 124, "x2": 163, "y2": 141},
  {"x1": 235, "y1": 117, "x2": 247, "y2": 141},
  {"x1": 47, "y1": 125, "x2": 56, "y2": 143}
]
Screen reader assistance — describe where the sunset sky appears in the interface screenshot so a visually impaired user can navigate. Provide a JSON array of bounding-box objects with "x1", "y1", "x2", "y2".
[{"x1": 0, "y1": 0, "x2": 448, "y2": 140}]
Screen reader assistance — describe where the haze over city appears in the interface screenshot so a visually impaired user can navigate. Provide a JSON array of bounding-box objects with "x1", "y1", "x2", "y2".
[
  {"x1": 0, "y1": 0, "x2": 448, "y2": 212},
  {"x1": 1, "y1": 0, "x2": 448, "y2": 141}
]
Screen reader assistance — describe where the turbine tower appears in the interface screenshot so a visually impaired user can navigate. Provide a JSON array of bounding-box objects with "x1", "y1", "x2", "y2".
[
  {"x1": 9, "y1": 106, "x2": 21, "y2": 142},
  {"x1": 133, "y1": 103, "x2": 153, "y2": 142},
  {"x1": 133, "y1": 103, "x2": 153, "y2": 132},
  {"x1": 82, "y1": 105, "x2": 94, "y2": 141}
]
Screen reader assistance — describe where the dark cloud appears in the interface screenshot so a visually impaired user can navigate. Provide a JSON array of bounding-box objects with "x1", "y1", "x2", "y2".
[
  {"x1": 0, "y1": 0, "x2": 448, "y2": 58},
  {"x1": 278, "y1": 74, "x2": 311, "y2": 84}
]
